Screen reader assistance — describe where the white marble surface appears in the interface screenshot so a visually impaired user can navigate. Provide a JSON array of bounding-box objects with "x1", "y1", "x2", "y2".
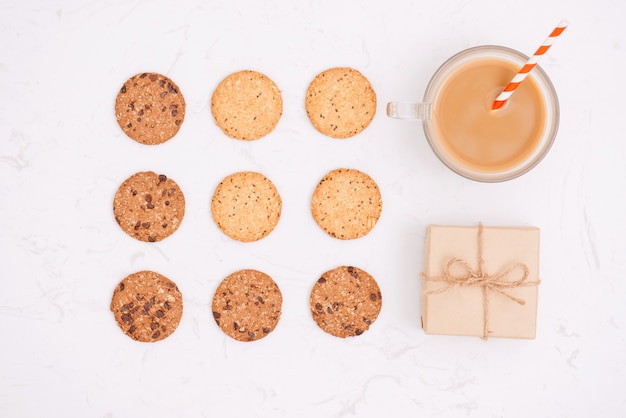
[{"x1": 1, "y1": 1, "x2": 625, "y2": 417}]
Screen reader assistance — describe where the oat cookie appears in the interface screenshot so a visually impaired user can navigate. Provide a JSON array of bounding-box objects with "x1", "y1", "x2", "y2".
[
  {"x1": 113, "y1": 171, "x2": 185, "y2": 242},
  {"x1": 305, "y1": 67, "x2": 376, "y2": 139},
  {"x1": 311, "y1": 168, "x2": 382, "y2": 240},
  {"x1": 115, "y1": 72, "x2": 186, "y2": 145},
  {"x1": 212, "y1": 269, "x2": 283, "y2": 342},
  {"x1": 211, "y1": 70, "x2": 283, "y2": 140},
  {"x1": 110, "y1": 270, "x2": 183, "y2": 342},
  {"x1": 211, "y1": 171, "x2": 282, "y2": 242},
  {"x1": 310, "y1": 266, "x2": 382, "y2": 338}
]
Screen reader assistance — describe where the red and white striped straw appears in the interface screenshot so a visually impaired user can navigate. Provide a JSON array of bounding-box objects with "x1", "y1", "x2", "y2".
[{"x1": 492, "y1": 19, "x2": 568, "y2": 110}]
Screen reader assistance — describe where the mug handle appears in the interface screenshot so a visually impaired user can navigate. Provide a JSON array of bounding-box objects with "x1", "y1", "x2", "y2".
[{"x1": 386, "y1": 101, "x2": 431, "y2": 120}]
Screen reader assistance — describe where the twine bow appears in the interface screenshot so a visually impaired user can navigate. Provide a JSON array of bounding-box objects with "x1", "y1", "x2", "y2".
[{"x1": 422, "y1": 224, "x2": 540, "y2": 339}]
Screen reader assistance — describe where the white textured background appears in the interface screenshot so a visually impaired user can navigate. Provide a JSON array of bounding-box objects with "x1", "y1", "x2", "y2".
[{"x1": 1, "y1": 1, "x2": 625, "y2": 417}]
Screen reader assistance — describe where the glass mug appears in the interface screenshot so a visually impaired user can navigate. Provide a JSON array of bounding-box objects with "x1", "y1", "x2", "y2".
[{"x1": 387, "y1": 45, "x2": 559, "y2": 182}]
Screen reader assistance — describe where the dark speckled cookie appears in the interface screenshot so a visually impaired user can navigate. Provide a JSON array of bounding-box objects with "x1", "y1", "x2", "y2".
[
  {"x1": 110, "y1": 270, "x2": 183, "y2": 342},
  {"x1": 211, "y1": 70, "x2": 283, "y2": 141},
  {"x1": 115, "y1": 72, "x2": 186, "y2": 145},
  {"x1": 305, "y1": 67, "x2": 376, "y2": 139},
  {"x1": 113, "y1": 171, "x2": 185, "y2": 242},
  {"x1": 311, "y1": 168, "x2": 382, "y2": 240},
  {"x1": 212, "y1": 269, "x2": 283, "y2": 342},
  {"x1": 310, "y1": 266, "x2": 382, "y2": 338}
]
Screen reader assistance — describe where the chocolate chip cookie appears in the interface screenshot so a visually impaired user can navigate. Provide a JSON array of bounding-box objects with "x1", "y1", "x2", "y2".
[
  {"x1": 115, "y1": 72, "x2": 186, "y2": 145},
  {"x1": 110, "y1": 270, "x2": 184, "y2": 342},
  {"x1": 310, "y1": 266, "x2": 382, "y2": 338},
  {"x1": 212, "y1": 269, "x2": 283, "y2": 342},
  {"x1": 113, "y1": 171, "x2": 185, "y2": 242}
]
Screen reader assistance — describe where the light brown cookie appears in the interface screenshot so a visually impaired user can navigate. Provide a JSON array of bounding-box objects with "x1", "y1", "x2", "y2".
[
  {"x1": 115, "y1": 72, "x2": 186, "y2": 145},
  {"x1": 110, "y1": 270, "x2": 183, "y2": 342},
  {"x1": 211, "y1": 171, "x2": 282, "y2": 242},
  {"x1": 113, "y1": 171, "x2": 185, "y2": 242},
  {"x1": 212, "y1": 269, "x2": 283, "y2": 342},
  {"x1": 211, "y1": 70, "x2": 283, "y2": 140},
  {"x1": 305, "y1": 67, "x2": 377, "y2": 139},
  {"x1": 310, "y1": 266, "x2": 382, "y2": 338},
  {"x1": 311, "y1": 168, "x2": 382, "y2": 240}
]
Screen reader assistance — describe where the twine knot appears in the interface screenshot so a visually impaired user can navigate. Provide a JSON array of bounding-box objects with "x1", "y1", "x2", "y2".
[{"x1": 422, "y1": 224, "x2": 540, "y2": 339}]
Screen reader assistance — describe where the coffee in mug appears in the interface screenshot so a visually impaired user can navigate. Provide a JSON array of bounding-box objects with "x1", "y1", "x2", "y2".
[{"x1": 387, "y1": 45, "x2": 559, "y2": 182}]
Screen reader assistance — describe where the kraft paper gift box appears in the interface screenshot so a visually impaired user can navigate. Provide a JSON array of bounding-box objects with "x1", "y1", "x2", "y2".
[{"x1": 421, "y1": 224, "x2": 540, "y2": 339}]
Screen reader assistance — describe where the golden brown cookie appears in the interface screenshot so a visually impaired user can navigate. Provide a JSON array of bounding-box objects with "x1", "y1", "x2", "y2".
[
  {"x1": 113, "y1": 171, "x2": 185, "y2": 242},
  {"x1": 115, "y1": 72, "x2": 186, "y2": 145},
  {"x1": 211, "y1": 70, "x2": 283, "y2": 140},
  {"x1": 110, "y1": 270, "x2": 183, "y2": 342},
  {"x1": 310, "y1": 266, "x2": 382, "y2": 338},
  {"x1": 211, "y1": 171, "x2": 282, "y2": 242},
  {"x1": 212, "y1": 269, "x2": 283, "y2": 342},
  {"x1": 305, "y1": 67, "x2": 377, "y2": 139},
  {"x1": 311, "y1": 168, "x2": 382, "y2": 240}
]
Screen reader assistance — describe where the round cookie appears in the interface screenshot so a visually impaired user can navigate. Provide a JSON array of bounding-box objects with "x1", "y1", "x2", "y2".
[
  {"x1": 110, "y1": 270, "x2": 183, "y2": 342},
  {"x1": 115, "y1": 72, "x2": 186, "y2": 145},
  {"x1": 305, "y1": 67, "x2": 377, "y2": 139},
  {"x1": 212, "y1": 269, "x2": 283, "y2": 342},
  {"x1": 211, "y1": 70, "x2": 283, "y2": 140},
  {"x1": 211, "y1": 171, "x2": 282, "y2": 242},
  {"x1": 311, "y1": 168, "x2": 382, "y2": 240},
  {"x1": 310, "y1": 266, "x2": 382, "y2": 338},
  {"x1": 113, "y1": 171, "x2": 185, "y2": 242}
]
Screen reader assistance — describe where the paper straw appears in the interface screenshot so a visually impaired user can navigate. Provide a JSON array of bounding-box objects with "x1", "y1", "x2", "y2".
[{"x1": 492, "y1": 19, "x2": 568, "y2": 110}]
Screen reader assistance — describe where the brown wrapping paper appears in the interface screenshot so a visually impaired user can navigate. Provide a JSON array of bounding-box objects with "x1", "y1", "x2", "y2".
[{"x1": 421, "y1": 224, "x2": 540, "y2": 339}]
